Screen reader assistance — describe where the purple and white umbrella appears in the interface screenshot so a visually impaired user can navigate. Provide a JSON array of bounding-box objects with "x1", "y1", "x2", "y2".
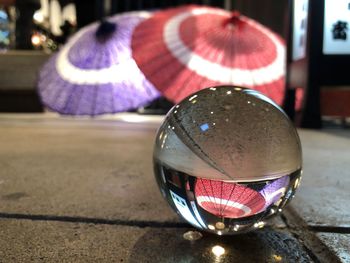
[{"x1": 38, "y1": 11, "x2": 160, "y2": 116}]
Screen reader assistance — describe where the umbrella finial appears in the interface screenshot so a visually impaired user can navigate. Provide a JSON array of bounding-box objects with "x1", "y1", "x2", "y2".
[
  {"x1": 224, "y1": 11, "x2": 243, "y2": 29},
  {"x1": 95, "y1": 20, "x2": 117, "y2": 42},
  {"x1": 228, "y1": 11, "x2": 241, "y2": 23}
]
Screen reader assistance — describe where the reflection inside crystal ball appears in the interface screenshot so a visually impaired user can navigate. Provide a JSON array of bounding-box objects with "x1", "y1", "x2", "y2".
[{"x1": 153, "y1": 86, "x2": 302, "y2": 235}]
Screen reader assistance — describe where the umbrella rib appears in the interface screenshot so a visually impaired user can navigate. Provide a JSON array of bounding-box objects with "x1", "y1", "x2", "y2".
[
  {"x1": 60, "y1": 80, "x2": 75, "y2": 114},
  {"x1": 111, "y1": 84, "x2": 117, "y2": 114},
  {"x1": 45, "y1": 78, "x2": 64, "y2": 112},
  {"x1": 233, "y1": 26, "x2": 242, "y2": 86},
  {"x1": 73, "y1": 85, "x2": 86, "y2": 115},
  {"x1": 106, "y1": 41, "x2": 125, "y2": 112},
  {"x1": 250, "y1": 193, "x2": 264, "y2": 211},
  {"x1": 108, "y1": 39, "x2": 120, "y2": 67},
  {"x1": 39, "y1": 63, "x2": 57, "y2": 101},
  {"x1": 78, "y1": 34, "x2": 99, "y2": 70},
  {"x1": 214, "y1": 27, "x2": 233, "y2": 84},
  {"x1": 197, "y1": 179, "x2": 214, "y2": 211},
  {"x1": 38, "y1": 63, "x2": 54, "y2": 93},
  {"x1": 54, "y1": 68, "x2": 71, "y2": 112},
  {"x1": 91, "y1": 85, "x2": 98, "y2": 116},
  {"x1": 114, "y1": 34, "x2": 130, "y2": 64},
  {"x1": 220, "y1": 182, "x2": 236, "y2": 218},
  {"x1": 232, "y1": 23, "x2": 253, "y2": 88},
  {"x1": 219, "y1": 180, "x2": 223, "y2": 217},
  {"x1": 229, "y1": 185, "x2": 250, "y2": 216},
  {"x1": 201, "y1": 179, "x2": 220, "y2": 215},
  {"x1": 236, "y1": 186, "x2": 263, "y2": 214},
  {"x1": 208, "y1": 179, "x2": 221, "y2": 214},
  {"x1": 228, "y1": 28, "x2": 235, "y2": 84},
  {"x1": 249, "y1": 49, "x2": 265, "y2": 92},
  {"x1": 236, "y1": 186, "x2": 250, "y2": 205}
]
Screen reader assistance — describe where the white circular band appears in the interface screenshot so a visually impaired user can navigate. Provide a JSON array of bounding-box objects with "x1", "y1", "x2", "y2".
[
  {"x1": 196, "y1": 195, "x2": 252, "y2": 217},
  {"x1": 56, "y1": 12, "x2": 151, "y2": 85},
  {"x1": 163, "y1": 8, "x2": 285, "y2": 86}
]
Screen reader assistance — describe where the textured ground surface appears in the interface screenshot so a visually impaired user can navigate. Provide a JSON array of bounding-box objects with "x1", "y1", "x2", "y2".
[{"x1": 0, "y1": 114, "x2": 349, "y2": 262}]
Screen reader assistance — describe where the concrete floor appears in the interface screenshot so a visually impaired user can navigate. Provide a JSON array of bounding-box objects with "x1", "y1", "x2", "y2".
[{"x1": 0, "y1": 113, "x2": 349, "y2": 262}]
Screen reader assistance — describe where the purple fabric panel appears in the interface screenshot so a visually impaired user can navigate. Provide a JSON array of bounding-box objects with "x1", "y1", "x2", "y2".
[
  {"x1": 67, "y1": 16, "x2": 143, "y2": 70},
  {"x1": 37, "y1": 53, "x2": 159, "y2": 115},
  {"x1": 260, "y1": 175, "x2": 290, "y2": 208}
]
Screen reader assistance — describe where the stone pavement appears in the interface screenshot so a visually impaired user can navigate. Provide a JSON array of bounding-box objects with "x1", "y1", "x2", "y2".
[{"x1": 0, "y1": 114, "x2": 349, "y2": 262}]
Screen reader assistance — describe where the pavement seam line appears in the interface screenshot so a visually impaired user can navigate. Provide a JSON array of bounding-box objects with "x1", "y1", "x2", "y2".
[
  {"x1": 308, "y1": 225, "x2": 350, "y2": 234},
  {"x1": 282, "y1": 207, "x2": 344, "y2": 263},
  {"x1": 280, "y1": 213, "x2": 321, "y2": 263},
  {"x1": 0, "y1": 212, "x2": 190, "y2": 228}
]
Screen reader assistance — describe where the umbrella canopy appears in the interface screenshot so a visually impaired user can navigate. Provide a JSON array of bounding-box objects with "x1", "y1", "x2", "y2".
[
  {"x1": 38, "y1": 11, "x2": 160, "y2": 116},
  {"x1": 195, "y1": 178, "x2": 266, "y2": 218},
  {"x1": 132, "y1": 5, "x2": 287, "y2": 105}
]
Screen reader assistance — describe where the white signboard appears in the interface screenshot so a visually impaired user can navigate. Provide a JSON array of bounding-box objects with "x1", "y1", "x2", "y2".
[
  {"x1": 170, "y1": 190, "x2": 202, "y2": 229},
  {"x1": 292, "y1": 0, "x2": 309, "y2": 61},
  {"x1": 323, "y1": 0, "x2": 350, "y2": 54}
]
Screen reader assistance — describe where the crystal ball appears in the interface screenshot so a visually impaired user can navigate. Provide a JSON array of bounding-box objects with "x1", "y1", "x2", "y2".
[{"x1": 153, "y1": 86, "x2": 302, "y2": 235}]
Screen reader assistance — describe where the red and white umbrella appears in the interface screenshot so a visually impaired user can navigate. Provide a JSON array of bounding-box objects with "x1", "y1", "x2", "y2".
[{"x1": 132, "y1": 5, "x2": 287, "y2": 105}]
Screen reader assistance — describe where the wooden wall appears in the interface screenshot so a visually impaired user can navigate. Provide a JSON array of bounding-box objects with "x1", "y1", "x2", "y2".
[{"x1": 0, "y1": 51, "x2": 49, "y2": 112}]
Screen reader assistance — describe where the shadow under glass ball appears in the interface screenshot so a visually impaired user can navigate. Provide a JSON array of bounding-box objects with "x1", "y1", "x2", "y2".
[{"x1": 153, "y1": 86, "x2": 302, "y2": 235}]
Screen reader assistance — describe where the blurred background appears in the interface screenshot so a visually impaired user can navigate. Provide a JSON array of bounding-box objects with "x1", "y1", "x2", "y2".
[
  {"x1": 1, "y1": 0, "x2": 287, "y2": 50},
  {"x1": 0, "y1": 0, "x2": 288, "y2": 111},
  {"x1": 0, "y1": 0, "x2": 349, "y2": 128}
]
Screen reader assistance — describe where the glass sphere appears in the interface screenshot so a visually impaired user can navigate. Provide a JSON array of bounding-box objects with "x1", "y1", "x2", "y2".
[{"x1": 153, "y1": 86, "x2": 302, "y2": 235}]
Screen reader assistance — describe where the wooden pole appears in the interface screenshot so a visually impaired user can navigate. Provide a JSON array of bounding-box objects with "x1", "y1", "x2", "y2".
[{"x1": 224, "y1": 0, "x2": 232, "y2": 10}]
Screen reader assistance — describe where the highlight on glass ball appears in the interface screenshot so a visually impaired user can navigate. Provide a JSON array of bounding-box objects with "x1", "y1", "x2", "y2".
[{"x1": 153, "y1": 85, "x2": 302, "y2": 235}]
